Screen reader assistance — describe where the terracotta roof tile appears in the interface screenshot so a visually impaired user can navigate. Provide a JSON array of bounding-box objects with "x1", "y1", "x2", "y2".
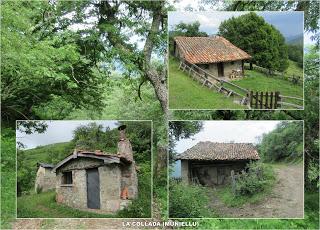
[
  {"x1": 176, "y1": 142, "x2": 260, "y2": 161},
  {"x1": 174, "y1": 36, "x2": 251, "y2": 64}
]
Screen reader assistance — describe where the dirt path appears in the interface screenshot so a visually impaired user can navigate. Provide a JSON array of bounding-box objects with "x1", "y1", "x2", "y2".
[{"x1": 209, "y1": 164, "x2": 304, "y2": 218}]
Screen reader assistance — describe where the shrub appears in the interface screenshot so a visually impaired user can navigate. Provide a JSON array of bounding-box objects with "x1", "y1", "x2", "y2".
[
  {"x1": 169, "y1": 181, "x2": 210, "y2": 218},
  {"x1": 233, "y1": 161, "x2": 275, "y2": 196}
]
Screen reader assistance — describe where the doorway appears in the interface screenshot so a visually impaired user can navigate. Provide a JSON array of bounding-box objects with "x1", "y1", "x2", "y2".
[
  {"x1": 217, "y1": 62, "x2": 224, "y2": 77},
  {"x1": 86, "y1": 168, "x2": 100, "y2": 209}
]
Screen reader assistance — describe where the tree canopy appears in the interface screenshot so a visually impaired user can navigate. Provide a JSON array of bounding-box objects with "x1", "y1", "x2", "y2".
[
  {"x1": 258, "y1": 121, "x2": 303, "y2": 162},
  {"x1": 218, "y1": 12, "x2": 289, "y2": 73}
]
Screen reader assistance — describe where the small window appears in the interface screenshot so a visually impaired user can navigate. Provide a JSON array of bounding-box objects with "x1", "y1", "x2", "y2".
[{"x1": 62, "y1": 171, "x2": 73, "y2": 184}]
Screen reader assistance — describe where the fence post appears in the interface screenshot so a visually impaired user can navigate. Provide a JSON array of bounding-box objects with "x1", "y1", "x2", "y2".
[
  {"x1": 275, "y1": 91, "x2": 280, "y2": 108},
  {"x1": 255, "y1": 92, "x2": 258, "y2": 108},
  {"x1": 270, "y1": 92, "x2": 274, "y2": 109},
  {"x1": 265, "y1": 92, "x2": 269, "y2": 109},
  {"x1": 250, "y1": 91, "x2": 253, "y2": 108},
  {"x1": 260, "y1": 92, "x2": 263, "y2": 109}
]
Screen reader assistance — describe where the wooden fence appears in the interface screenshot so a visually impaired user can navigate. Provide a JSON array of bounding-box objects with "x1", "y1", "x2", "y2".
[
  {"x1": 171, "y1": 177, "x2": 182, "y2": 184},
  {"x1": 247, "y1": 91, "x2": 303, "y2": 109},
  {"x1": 179, "y1": 60, "x2": 249, "y2": 105},
  {"x1": 248, "y1": 91, "x2": 281, "y2": 109}
]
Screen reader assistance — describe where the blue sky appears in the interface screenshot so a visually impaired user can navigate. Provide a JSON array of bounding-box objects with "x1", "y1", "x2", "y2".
[{"x1": 169, "y1": 11, "x2": 307, "y2": 43}]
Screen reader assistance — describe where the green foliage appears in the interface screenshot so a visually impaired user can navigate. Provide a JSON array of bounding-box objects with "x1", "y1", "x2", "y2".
[
  {"x1": 169, "y1": 181, "x2": 211, "y2": 218},
  {"x1": 218, "y1": 12, "x2": 289, "y2": 72},
  {"x1": 1, "y1": 129, "x2": 16, "y2": 229},
  {"x1": 259, "y1": 121, "x2": 303, "y2": 162},
  {"x1": 1, "y1": 1, "x2": 104, "y2": 123},
  {"x1": 287, "y1": 44, "x2": 303, "y2": 67},
  {"x1": 17, "y1": 142, "x2": 74, "y2": 195},
  {"x1": 233, "y1": 162, "x2": 275, "y2": 196}
]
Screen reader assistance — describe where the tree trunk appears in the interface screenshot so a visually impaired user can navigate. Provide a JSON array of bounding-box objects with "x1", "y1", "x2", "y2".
[
  {"x1": 156, "y1": 146, "x2": 167, "y2": 177},
  {"x1": 249, "y1": 62, "x2": 253, "y2": 70}
]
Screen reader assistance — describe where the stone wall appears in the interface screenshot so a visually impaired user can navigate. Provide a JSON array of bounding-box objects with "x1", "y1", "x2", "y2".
[
  {"x1": 223, "y1": 61, "x2": 242, "y2": 78},
  {"x1": 99, "y1": 164, "x2": 121, "y2": 212},
  {"x1": 199, "y1": 61, "x2": 243, "y2": 79},
  {"x1": 56, "y1": 158, "x2": 103, "y2": 210},
  {"x1": 56, "y1": 169, "x2": 87, "y2": 209},
  {"x1": 55, "y1": 157, "x2": 129, "y2": 213},
  {"x1": 121, "y1": 162, "x2": 138, "y2": 199},
  {"x1": 35, "y1": 167, "x2": 56, "y2": 192}
]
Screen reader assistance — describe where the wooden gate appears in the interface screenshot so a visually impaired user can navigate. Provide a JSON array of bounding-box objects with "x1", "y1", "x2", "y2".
[
  {"x1": 86, "y1": 168, "x2": 100, "y2": 209},
  {"x1": 248, "y1": 91, "x2": 281, "y2": 109}
]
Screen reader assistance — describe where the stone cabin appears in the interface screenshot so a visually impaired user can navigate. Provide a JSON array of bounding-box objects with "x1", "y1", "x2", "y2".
[
  {"x1": 176, "y1": 142, "x2": 260, "y2": 186},
  {"x1": 35, "y1": 163, "x2": 56, "y2": 192},
  {"x1": 173, "y1": 36, "x2": 251, "y2": 79},
  {"x1": 52, "y1": 125, "x2": 138, "y2": 213}
]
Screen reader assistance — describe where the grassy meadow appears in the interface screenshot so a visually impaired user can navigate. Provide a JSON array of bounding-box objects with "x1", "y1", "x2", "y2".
[{"x1": 17, "y1": 191, "x2": 115, "y2": 218}]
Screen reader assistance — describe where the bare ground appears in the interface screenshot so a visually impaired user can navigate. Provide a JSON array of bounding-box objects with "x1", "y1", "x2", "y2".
[{"x1": 209, "y1": 164, "x2": 304, "y2": 218}]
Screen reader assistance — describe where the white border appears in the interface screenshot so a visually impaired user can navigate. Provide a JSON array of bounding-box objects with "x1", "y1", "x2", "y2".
[
  {"x1": 167, "y1": 11, "x2": 305, "y2": 111},
  {"x1": 167, "y1": 120, "x2": 305, "y2": 219},
  {"x1": 15, "y1": 119, "x2": 154, "y2": 220}
]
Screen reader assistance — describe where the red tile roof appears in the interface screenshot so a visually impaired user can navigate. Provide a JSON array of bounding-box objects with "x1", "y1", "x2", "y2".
[
  {"x1": 176, "y1": 142, "x2": 260, "y2": 161},
  {"x1": 174, "y1": 36, "x2": 251, "y2": 64}
]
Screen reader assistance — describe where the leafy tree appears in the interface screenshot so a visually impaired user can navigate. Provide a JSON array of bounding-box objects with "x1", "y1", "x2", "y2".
[
  {"x1": 259, "y1": 121, "x2": 303, "y2": 162},
  {"x1": 287, "y1": 44, "x2": 303, "y2": 67},
  {"x1": 169, "y1": 121, "x2": 203, "y2": 163},
  {"x1": 1, "y1": 1, "x2": 104, "y2": 123},
  {"x1": 218, "y1": 12, "x2": 289, "y2": 73}
]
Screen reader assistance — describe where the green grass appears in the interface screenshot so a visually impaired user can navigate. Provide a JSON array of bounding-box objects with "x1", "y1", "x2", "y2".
[
  {"x1": 234, "y1": 70, "x2": 303, "y2": 98},
  {"x1": 169, "y1": 57, "x2": 303, "y2": 109},
  {"x1": 216, "y1": 184, "x2": 273, "y2": 208},
  {"x1": 17, "y1": 191, "x2": 116, "y2": 218},
  {"x1": 169, "y1": 57, "x2": 244, "y2": 109},
  {"x1": 284, "y1": 60, "x2": 303, "y2": 79}
]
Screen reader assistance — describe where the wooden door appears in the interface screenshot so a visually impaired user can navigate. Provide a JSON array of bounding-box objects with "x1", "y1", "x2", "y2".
[
  {"x1": 86, "y1": 168, "x2": 100, "y2": 209},
  {"x1": 217, "y1": 167, "x2": 226, "y2": 185},
  {"x1": 217, "y1": 63, "x2": 224, "y2": 77}
]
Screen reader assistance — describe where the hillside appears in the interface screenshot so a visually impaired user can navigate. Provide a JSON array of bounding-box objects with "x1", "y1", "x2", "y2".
[
  {"x1": 286, "y1": 34, "x2": 303, "y2": 46},
  {"x1": 20, "y1": 142, "x2": 74, "y2": 168},
  {"x1": 17, "y1": 142, "x2": 74, "y2": 195}
]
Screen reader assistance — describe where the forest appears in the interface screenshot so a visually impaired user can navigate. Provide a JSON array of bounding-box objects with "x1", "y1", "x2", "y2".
[{"x1": 1, "y1": 0, "x2": 319, "y2": 229}]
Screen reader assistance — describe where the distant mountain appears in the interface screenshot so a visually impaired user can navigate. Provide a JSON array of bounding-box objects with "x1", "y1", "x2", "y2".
[{"x1": 286, "y1": 34, "x2": 303, "y2": 46}]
